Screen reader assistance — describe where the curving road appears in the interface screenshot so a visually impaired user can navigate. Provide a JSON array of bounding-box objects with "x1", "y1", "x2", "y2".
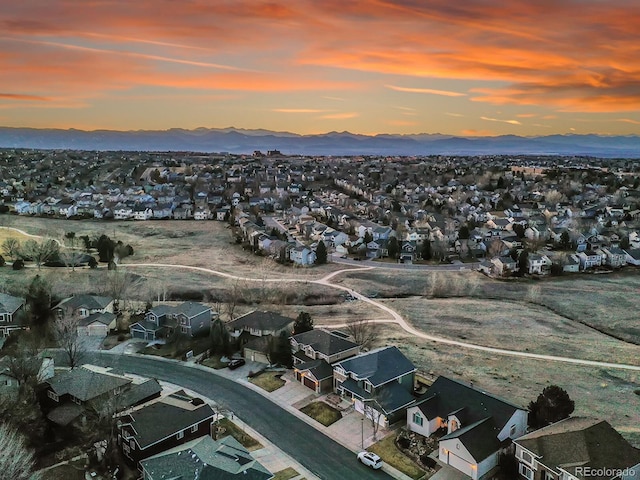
[
  {"x1": 125, "y1": 262, "x2": 640, "y2": 372},
  {"x1": 82, "y1": 351, "x2": 390, "y2": 480}
]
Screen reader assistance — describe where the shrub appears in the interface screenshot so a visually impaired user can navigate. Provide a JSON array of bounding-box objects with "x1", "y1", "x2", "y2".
[
  {"x1": 421, "y1": 455, "x2": 437, "y2": 469},
  {"x1": 117, "y1": 334, "x2": 126, "y2": 341},
  {"x1": 397, "y1": 436, "x2": 410, "y2": 449},
  {"x1": 12, "y1": 259, "x2": 24, "y2": 270}
]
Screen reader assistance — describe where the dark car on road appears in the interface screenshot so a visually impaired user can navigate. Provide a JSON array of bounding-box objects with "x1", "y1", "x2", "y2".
[{"x1": 228, "y1": 358, "x2": 246, "y2": 370}]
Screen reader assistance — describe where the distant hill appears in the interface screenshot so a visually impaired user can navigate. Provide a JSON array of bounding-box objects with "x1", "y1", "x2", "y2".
[{"x1": 0, "y1": 126, "x2": 638, "y2": 157}]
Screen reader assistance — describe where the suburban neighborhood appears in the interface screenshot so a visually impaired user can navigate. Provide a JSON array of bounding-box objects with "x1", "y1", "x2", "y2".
[{"x1": 0, "y1": 148, "x2": 639, "y2": 480}]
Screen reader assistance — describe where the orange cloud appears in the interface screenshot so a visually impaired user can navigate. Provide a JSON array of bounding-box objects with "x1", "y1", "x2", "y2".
[
  {"x1": 385, "y1": 84, "x2": 467, "y2": 97},
  {"x1": 319, "y1": 112, "x2": 359, "y2": 119},
  {"x1": 0, "y1": 93, "x2": 50, "y2": 101}
]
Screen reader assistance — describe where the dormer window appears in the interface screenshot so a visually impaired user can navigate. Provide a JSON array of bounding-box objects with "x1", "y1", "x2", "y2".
[{"x1": 364, "y1": 382, "x2": 372, "y2": 393}]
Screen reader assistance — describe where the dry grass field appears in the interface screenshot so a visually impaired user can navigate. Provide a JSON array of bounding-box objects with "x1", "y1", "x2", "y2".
[
  {"x1": 383, "y1": 296, "x2": 640, "y2": 365},
  {"x1": 374, "y1": 324, "x2": 640, "y2": 447}
]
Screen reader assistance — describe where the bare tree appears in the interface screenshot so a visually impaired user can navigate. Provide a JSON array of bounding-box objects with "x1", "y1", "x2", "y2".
[
  {"x1": 0, "y1": 422, "x2": 42, "y2": 480},
  {"x1": 103, "y1": 269, "x2": 144, "y2": 312},
  {"x1": 54, "y1": 316, "x2": 86, "y2": 369},
  {"x1": 345, "y1": 318, "x2": 379, "y2": 349},
  {"x1": 2, "y1": 237, "x2": 20, "y2": 261},
  {"x1": 363, "y1": 395, "x2": 387, "y2": 441},
  {"x1": 60, "y1": 250, "x2": 86, "y2": 272},
  {"x1": 225, "y1": 278, "x2": 245, "y2": 321},
  {"x1": 21, "y1": 238, "x2": 59, "y2": 270}
]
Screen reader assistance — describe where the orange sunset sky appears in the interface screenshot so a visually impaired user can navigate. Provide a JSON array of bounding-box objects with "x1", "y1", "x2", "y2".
[{"x1": 1, "y1": 0, "x2": 640, "y2": 136}]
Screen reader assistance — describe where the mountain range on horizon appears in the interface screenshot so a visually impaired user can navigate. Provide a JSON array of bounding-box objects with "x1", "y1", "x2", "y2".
[{"x1": 0, "y1": 126, "x2": 639, "y2": 158}]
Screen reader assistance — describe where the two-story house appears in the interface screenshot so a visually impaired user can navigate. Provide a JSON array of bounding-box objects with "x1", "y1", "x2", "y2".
[
  {"x1": 227, "y1": 310, "x2": 295, "y2": 363},
  {"x1": 129, "y1": 302, "x2": 212, "y2": 341},
  {"x1": 291, "y1": 329, "x2": 360, "y2": 393},
  {"x1": 290, "y1": 245, "x2": 316, "y2": 266},
  {"x1": 140, "y1": 435, "x2": 273, "y2": 480},
  {"x1": 527, "y1": 254, "x2": 552, "y2": 275},
  {"x1": 333, "y1": 346, "x2": 416, "y2": 427},
  {"x1": 514, "y1": 417, "x2": 640, "y2": 480},
  {"x1": 576, "y1": 250, "x2": 603, "y2": 270},
  {"x1": 601, "y1": 247, "x2": 627, "y2": 269},
  {"x1": 117, "y1": 392, "x2": 216, "y2": 468},
  {"x1": 492, "y1": 256, "x2": 518, "y2": 276},
  {"x1": 406, "y1": 376, "x2": 528, "y2": 480},
  {"x1": 0, "y1": 293, "x2": 27, "y2": 338},
  {"x1": 52, "y1": 295, "x2": 115, "y2": 320}
]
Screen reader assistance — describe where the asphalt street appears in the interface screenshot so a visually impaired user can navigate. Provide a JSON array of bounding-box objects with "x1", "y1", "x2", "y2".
[{"x1": 84, "y1": 352, "x2": 392, "y2": 480}]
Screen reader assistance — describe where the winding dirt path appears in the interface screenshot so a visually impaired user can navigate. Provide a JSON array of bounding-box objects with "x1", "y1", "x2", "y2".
[{"x1": 125, "y1": 262, "x2": 640, "y2": 372}]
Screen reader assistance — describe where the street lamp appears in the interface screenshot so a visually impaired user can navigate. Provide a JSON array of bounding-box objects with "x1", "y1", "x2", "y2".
[{"x1": 361, "y1": 416, "x2": 364, "y2": 449}]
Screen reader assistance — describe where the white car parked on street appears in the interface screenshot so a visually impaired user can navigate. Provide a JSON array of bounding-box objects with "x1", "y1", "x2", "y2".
[{"x1": 357, "y1": 451, "x2": 383, "y2": 469}]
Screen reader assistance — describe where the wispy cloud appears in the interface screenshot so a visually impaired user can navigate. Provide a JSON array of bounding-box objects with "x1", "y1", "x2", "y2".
[
  {"x1": 445, "y1": 112, "x2": 464, "y2": 117},
  {"x1": 616, "y1": 118, "x2": 640, "y2": 125},
  {"x1": 319, "y1": 112, "x2": 359, "y2": 119},
  {"x1": 385, "y1": 84, "x2": 467, "y2": 97},
  {"x1": 480, "y1": 116, "x2": 522, "y2": 125},
  {"x1": 273, "y1": 108, "x2": 327, "y2": 113},
  {"x1": 0, "y1": 92, "x2": 50, "y2": 101}
]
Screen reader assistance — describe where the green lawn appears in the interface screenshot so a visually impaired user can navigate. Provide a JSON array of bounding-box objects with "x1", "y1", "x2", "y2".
[
  {"x1": 216, "y1": 417, "x2": 262, "y2": 451},
  {"x1": 300, "y1": 401, "x2": 342, "y2": 427},
  {"x1": 249, "y1": 371, "x2": 286, "y2": 392},
  {"x1": 368, "y1": 434, "x2": 426, "y2": 480}
]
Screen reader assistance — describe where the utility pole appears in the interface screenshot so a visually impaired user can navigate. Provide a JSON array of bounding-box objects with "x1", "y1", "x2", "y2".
[{"x1": 361, "y1": 416, "x2": 364, "y2": 449}]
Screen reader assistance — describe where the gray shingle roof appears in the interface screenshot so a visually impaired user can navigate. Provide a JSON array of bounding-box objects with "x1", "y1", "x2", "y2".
[
  {"x1": 54, "y1": 294, "x2": 113, "y2": 311},
  {"x1": 125, "y1": 398, "x2": 215, "y2": 449},
  {"x1": 417, "y1": 376, "x2": 523, "y2": 434},
  {"x1": 77, "y1": 312, "x2": 116, "y2": 327},
  {"x1": 0, "y1": 293, "x2": 24, "y2": 315},
  {"x1": 335, "y1": 346, "x2": 415, "y2": 387},
  {"x1": 440, "y1": 417, "x2": 501, "y2": 461},
  {"x1": 47, "y1": 366, "x2": 131, "y2": 401},
  {"x1": 291, "y1": 329, "x2": 359, "y2": 357},
  {"x1": 229, "y1": 311, "x2": 294, "y2": 332},
  {"x1": 516, "y1": 417, "x2": 640, "y2": 480},
  {"x1": 295, "y1": 359, "x2": 333, "y2": 381},
  {"x1": 140, "y1": 435, "x2": 273, "y2": 480}
]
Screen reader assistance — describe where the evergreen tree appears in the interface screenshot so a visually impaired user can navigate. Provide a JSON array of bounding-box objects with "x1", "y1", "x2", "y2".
[
  {"x1": 315, "y1": 241, "x2": 327, "y2": 265},
  {"x1": 268, "y1": 331, "x2": 293, "y2": 367},
  {"x1": 26, "y1": 275, "x2": 51, "y2": 327},
  {"x1": 421, "y1": 241, "x2": 432, "y2": 261},
  {"x1": 518, "y1": 250, "x2": 529, "y2": 275},
  {"x1": 387, "y1": 236, "x2": 399, "y2": 259},
  {"x1": 528, "y1": 385, "x2": 575, "y2": 429},
  {"x1": 458, "y1": 225, "x2": 470, "y2": 240},
  {"x1": 560, "y1": 231, "x2": 571, "y2": 249},
  {"x1": 293, "y1": 311, "x2": 314, "y2": 335}
]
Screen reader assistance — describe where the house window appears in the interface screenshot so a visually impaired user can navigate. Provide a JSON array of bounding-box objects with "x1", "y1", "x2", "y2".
[
  {"x1": 520, "y1": 450, "x2": 534, "y2": 466},
  {"x1": 72, "y1": 396, "x2": 82, "y2": 405},
  {"x1": 181, "y1": 326, "x2": 188, "y2": 334},
  {"x1": 176, "y1": 430, "x2": 184, "y2": 440},
  {"x1": 190, "y1": 425, "x2": 198, "y2": 433},
  {"x1": 123, "y1": 444, "x2": 130, "y2": 454},
  {"x1": 412, "y1": 412, "x2": 423, "y2": 427},
  {"x1": 510, "y1": 424, "x2": 517, "y2": 436},
  {"x1": 364, "y1": 382, "x2": 372, "y2": 393},
  {"x1": 129, "y1": 440, "x2": 135, "y2": 449},
  {"x1": 47, "y1": 391, "x2": 59, "y2": 402},
  {"x1": 519, "y1": 464, "x2": 534, "y2": 480},
  {"x1": 180, "y1": 318, "x2": 186, "y2": 325}
]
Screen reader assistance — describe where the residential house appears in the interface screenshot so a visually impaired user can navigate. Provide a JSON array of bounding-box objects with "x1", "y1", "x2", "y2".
[
  {"x1": 372, "y1": 226, "x2": 394, "y2": 241},
  {"x1": 562, "y1": 254, "x2": 581, "y2": 273},
  {"x1": 576, "y1": 250, "x2": 603, "y2": 270},
  {"x1": 140, "y1": 435, "x2": 273, "y2": 480},
  {"x1": 514, "y1": 417, "x2": 640, "y2": 480},
  {"x1": 625, "y1": 249, "x2": 640, "y2": 266},
  {"x1": 367, "y1": 239, "x2": 388, "y2": 258},
  {"x1": 290, "y1": 245, "x2": 316, "y2": 266},
  {"x1": 333, "y1": 346, "x2": 416, "y2": 427},
  {"x1": 0, "y1": 355, "x2": 54, "y2": 391},
  {"x1": 492, "y1": 256, "x2": 518, "y2": 276},
  {"x1": 228, "y1": 310, "x2": 295, "y2": 363},
  {"x1": 42, "y1": 365, "x2": 133, "y2": 426},
  {"x1": 117, "y1": 391, "x2": 216, "y2": 467},
  {"x1": 400, "y1": 241, "x2": 418, "y2": 263},
  {"x1": 291, "y1": 330, "x2": 360, "y2": 393},
  {"x1": 0, "y1": 293, "x2": 27, "y2": 337},
  {"x1": 406, "y1": 376, "x2": 528, "y2": 480},
  {"x1": 130, "y1": 302, "x2": 212, "y2": 341},
  {"x1": 602, "y1": 247, "x2": 627, "y2": 268},
  {"x1": 76, "y1": 312, "x2": 116, "y2": 337},
  {"x1": 52, "y1": 295, "x2": 115, "y2": 320},
  {"x1": 527, "y1": 254, "x2": 552, "y2": 275}
]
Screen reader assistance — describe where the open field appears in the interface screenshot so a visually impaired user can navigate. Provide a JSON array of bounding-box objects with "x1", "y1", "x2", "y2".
[
  {"x1": 338, "y1": 268, "x2": 640, "y2": 345},
  {"x1": 374, "y1": 323, "x2": 640, "y2": 447},
  {"x1": 384, "y1": 296, "x2": 640, "y2": 365},
  {"x1": 0, "y1": 215, "x2": 343, "y2": 279},
  {"x1": 0, "y1": 226, "x2": 32, "y2": 246}
]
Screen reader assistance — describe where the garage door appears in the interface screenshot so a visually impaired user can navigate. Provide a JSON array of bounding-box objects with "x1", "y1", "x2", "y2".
[
  {"x1": 132, "y1": 329, "x2": 146, "y2": 339},
  {"x1": 88, "y1": 325, "x2": 106, "y2": 336},
  {"x1": 447, "y1": 452, "x2": 474, "y2": 478},
  {"x1": 303, "y1": 376, "x2": 317, "y2": 391}
]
